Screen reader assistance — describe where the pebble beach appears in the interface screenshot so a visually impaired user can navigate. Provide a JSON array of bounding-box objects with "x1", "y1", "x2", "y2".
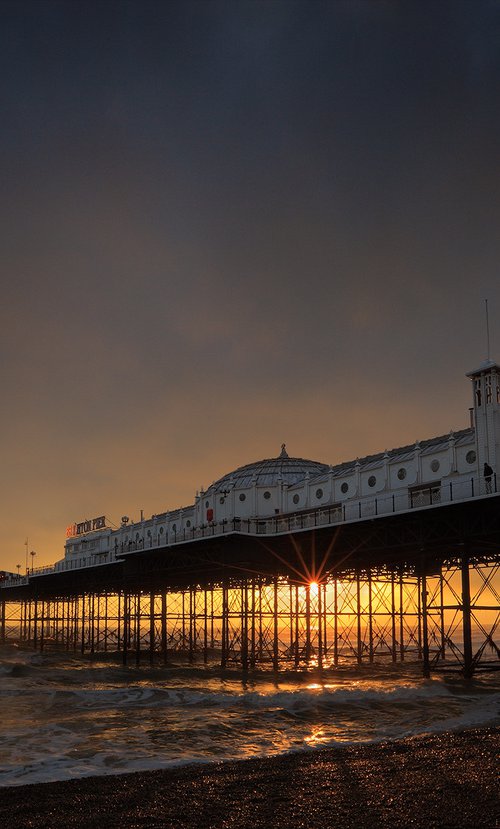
[{"x1": 0, "y1": 727, "x2": 498, "y2": 829}]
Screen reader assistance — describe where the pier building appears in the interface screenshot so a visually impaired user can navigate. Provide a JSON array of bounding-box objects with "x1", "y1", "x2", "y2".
[{"x1": 1, "y1": 358, "x2": 499, "y2": 677}]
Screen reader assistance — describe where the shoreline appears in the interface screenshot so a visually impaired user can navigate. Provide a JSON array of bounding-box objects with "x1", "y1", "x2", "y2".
[{"x1": 0, "y1": 727, "x2": 498, "y2": 828}]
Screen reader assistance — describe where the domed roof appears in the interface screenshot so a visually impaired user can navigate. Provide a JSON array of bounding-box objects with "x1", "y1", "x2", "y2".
[{"x1": 210, "y1": 445, "x2": 330, "y2": 492}]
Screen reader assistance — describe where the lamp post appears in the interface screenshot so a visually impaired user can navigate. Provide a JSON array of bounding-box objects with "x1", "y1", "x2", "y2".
[
  {"x1": 16, "y1": 564, "x2": 21, "y2": 578},
  {"x1": 30, "y1": 550, "x2": 36, "y2": 574}
]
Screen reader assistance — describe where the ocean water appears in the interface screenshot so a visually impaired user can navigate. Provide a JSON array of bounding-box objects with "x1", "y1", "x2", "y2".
[{"x1": 0, "y1": 645, "x2": 499, "y2": 787}]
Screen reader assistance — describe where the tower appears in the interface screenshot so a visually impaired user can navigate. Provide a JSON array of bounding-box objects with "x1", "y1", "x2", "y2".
[{"x1": 466, "y1": 359, "x2": 500, "y2": 479}]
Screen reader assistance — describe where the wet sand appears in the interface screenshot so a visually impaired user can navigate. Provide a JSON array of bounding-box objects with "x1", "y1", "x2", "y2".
[{"x1": 0, "y1": 727, "x2": 498, "y2": 828}]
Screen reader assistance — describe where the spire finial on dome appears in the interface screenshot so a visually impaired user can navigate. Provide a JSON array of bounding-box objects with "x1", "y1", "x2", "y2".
[{"x1": 279, "y1": 443, "x2": 289, "y2": 459}]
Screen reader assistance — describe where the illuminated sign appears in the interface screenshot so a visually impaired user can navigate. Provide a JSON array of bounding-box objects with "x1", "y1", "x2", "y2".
[{"x1": 66, "y1": 516, "x2": 106, "y2": 538}]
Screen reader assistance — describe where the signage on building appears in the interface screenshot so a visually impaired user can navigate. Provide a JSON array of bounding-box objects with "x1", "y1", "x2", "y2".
[{"x1": 66, "y1": 516, "x2": 106, "y2": 538}]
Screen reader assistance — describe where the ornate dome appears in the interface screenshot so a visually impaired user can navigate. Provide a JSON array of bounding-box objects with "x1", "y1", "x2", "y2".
[{"x1": 210, "y1": 445, "x2": 330, "y2": 492}]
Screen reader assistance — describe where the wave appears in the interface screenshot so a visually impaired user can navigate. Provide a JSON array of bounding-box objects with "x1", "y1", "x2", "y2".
[{"x1": 0, "y1": 650, "x2": 499, "y2": 787}]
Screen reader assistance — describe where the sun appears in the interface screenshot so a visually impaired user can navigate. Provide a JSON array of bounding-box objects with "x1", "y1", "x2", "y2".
[{"x1": 309, "y1": 581, "x2": 319, "y2": 597}]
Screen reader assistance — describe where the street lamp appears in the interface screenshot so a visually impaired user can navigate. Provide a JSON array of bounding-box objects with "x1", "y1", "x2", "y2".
[
  {"x1": 30, "y1": 550, "x2": 36, "y2": 574},
  {"x1": 16, "y1": 564, "x2": 21, "y2": 578}
]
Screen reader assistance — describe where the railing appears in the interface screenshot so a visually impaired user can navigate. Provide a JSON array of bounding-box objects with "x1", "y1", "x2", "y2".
[
  {"x1": 2, "y1": 550, "x2": 119, "y2": 586},
  {"x1": 1, "y1": 473, "x2": 497, "y2": 585}
]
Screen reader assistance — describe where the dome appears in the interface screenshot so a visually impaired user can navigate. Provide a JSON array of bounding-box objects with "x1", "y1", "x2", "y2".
[{"x1": 210, "y1": 445, "x2": 330, "y2": 492}]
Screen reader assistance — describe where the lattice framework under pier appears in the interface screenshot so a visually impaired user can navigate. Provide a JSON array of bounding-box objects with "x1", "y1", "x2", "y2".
[{"x1": 1, "y1": 558, "x2": 498, "y2": 676}]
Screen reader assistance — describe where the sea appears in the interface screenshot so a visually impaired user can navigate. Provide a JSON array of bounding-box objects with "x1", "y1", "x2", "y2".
[{"x1": 0, "y1": 644, "x2": 499, "y2": 788}]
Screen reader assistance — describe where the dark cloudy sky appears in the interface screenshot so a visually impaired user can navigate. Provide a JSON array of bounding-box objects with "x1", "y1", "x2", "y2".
[{"x1": 1, "y1": 0, "x2": 499, "y2": 571}]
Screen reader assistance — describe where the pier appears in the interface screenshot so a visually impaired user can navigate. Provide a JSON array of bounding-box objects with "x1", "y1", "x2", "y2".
[
  {"x1": 2, "y1": 359, "x2": 499, "y2": 677},
  {"x1": 1, "y1": 489, "x2": 499, "y2": 677}
]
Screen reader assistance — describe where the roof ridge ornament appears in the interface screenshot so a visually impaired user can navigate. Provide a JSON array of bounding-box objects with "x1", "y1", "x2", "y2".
[{"x1": 279, "y1": 443, "x2": 289, "y2": 459}]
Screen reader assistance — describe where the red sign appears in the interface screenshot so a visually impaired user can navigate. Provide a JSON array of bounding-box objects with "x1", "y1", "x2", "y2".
[{"x1": 66, "y1": 516, "x2": 106, "y2": 537}]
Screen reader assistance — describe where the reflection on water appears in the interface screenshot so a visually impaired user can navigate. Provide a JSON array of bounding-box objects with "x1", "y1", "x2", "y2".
[{"x1": 0, "y1": 645, "x2": 499, "y2": 787}]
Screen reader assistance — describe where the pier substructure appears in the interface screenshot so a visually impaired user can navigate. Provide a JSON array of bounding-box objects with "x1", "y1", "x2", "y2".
[
  {"x1": 423, "y1": 555, "x2": 499, "y2": 676},
  {"x1": 2, "y1": 558, "x2": 497, "y2": 676},
  {"x1": 2, "y1": 494, "x2": 500, "y2": 676}
]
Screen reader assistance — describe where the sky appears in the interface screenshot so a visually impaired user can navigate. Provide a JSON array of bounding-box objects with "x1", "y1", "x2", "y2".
[{"x1": 1, "y1": 0, "x2": 499, "y2": 572}]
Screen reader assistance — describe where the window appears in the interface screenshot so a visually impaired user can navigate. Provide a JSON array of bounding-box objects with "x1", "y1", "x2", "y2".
[
  {"x1": 466, "y1": 450, "x2": 476, "y2": 464},
  {"x1": 239, "y1": 493, "x2": 246, "y2": 501},
  {"x1": 263, "y1": 491, "x2": 271, "y2": 500},
  {"x1": 219, "y1": 497, "x2": 225, "y2": 505},
  {"x1": 186, "y1": 520, "x2": 191, "y2": 528},
  {"x1": 315, "y1": 488, "x2": 323, "y2": 499},
  {"x1": 341, "y1": 482, "x2": 348, "y2": 494},
  {"x1": 486, "y1": 375, "x2": 492, "y2": 404},
  {"x1": 205, "y1": 500, "x2": 209, "y2": 508},
  {"x1": 293, "y1": 494, "x2": 300, "y2": 504},
  {"x1": 475, "y1": 379, "x2": 482, "y2": 406},
  {"x1": 172, "y1": 524, "x2": 177, "y2": 532},
  {"x1": 397, "y1": 468, "x2": 407, "y2": 480},
  {"x1": 430, "y1": 459, "x2": 440, "y2": 473},
  {"x1": 368, "y1": 475, "x2": 376, "y2": 487}
]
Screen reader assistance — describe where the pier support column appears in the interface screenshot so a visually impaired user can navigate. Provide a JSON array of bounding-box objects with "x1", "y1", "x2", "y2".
[
  {"x1": 90, "y1": 593, "x2": 95, "y2": 654},
  {"x1": 135, "y1": 594, "x2": 141, "y2": 666},
  {"x1": 203, "y1": 588, "x2": 208, "y2": 664},
  {"x1": 322, "y1": 583, "x2": 328, "y2": 660},
  {"x1": 149, "y1": 591, "x2": 155, "y2": 666},
  {"x1": 189, "y1": 588, "x2": 196, "y2": 664},
  {"x1": 241, "y1": 582, "x2": 249, "y2": 671},
  {"x1": 64, "y1": 599, "x2": 70, "y2": 651},
  {"x1": 399, "y1": 572, "x2": 405, "y2": 662},
  {"x1": 72, "y1": 597, "x2": 78, "y2": 652},
  {"x1": 40, "y1": 601, "x2": 45, "y2": 652},
  {"x1": 368, "y1": 570, "x2": 374, "y2": 663},
  {"x1": 317, "y1": 582, "x2": 323, "y2": 670},
  {"x1": 294, "y1": 584, "x2": 300, "y2": 668},
  {"x1": 333, "y1": 579, "x2": 339, "y2": 666},
  {"x1": 0, "y1": 599, "x2": 5, "y2": 644},
  {"x1": 28, "y1": 599, "x2": 33, "y2": 645},
  {"x1": 391, "y1": 573, "x2": 397, "y2": 663},
  {"x1": 221, "y1": 583, "x2": 228, "y2": 668},
  {"x1": 356, "y1": 573, "x2": 362, "y2": 665},
  {"x1": 80, "y1": 595, "x2": 86, "y2": 655},
  {"x1": 305, "y1": 583, "x2": 311, "y2": 662},
  {"x1": 273, "y1": 577, "x2": 279, "y2": 671},
  {"x1": 421, "y1": 571, "x2": 430, "y2": 678},
  {"x1": 33, "y1": 599, "x2": 38, "y2": 649},
  {"x1": 122, "y1": 592, "x2": 129, "y2": 666},
  {"x1": 117, "y1": 593, "x2": 121, "y2": 653},
  {"x1": 461, "y1": 552, "x2": 474, "y2": 678},
  {"x1": 161, "y1": 591, "x2": 168, "y2": 665},
  {"x1": 21, "y1": 601, "x2": 26, "y2": 642},
  {"x1": 103, "y1": 593, "x2": 109, "y2": 652},
  {"x1": 250, "y1": 580, "x2": 256, "y2": 669},
  {"x1": 417, "y1": 576, "x2": 423, "y2": 659},
  {"x1": 439, "y1": 570, "x2": 446, "y2": 660}
]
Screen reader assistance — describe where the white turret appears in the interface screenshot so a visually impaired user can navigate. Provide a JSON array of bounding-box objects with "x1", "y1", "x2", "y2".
[{"x1": 466, "y1": 358, "x2": 500, "y2": 478}]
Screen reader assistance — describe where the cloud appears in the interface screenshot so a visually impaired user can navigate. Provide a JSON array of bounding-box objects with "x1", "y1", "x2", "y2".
[{"x1": 0, "y1": 1, "x2": 498, "y2": 570}]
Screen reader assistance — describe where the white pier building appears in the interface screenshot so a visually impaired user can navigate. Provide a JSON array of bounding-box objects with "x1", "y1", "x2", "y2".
[
  {"x1": 7, "y1": 357, "x2": 498, "y2": 583},
  {"x1": 38, "y1": 357, "x2": 498, "y2": 578}
]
